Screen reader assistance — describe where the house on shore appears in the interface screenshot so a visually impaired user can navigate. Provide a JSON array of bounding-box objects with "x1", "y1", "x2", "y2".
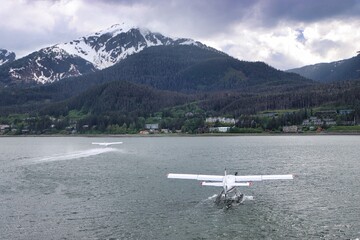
[
  {"x1": 206, "y1": 117, "x2": 236, "y2": 125},
  {"x1": 145, "y1": 123, "x2": 159, "y2": 130},
  {"x1": 209, "y1": 127, "x2": 231, "y2": 133},
  {"x1": 282, "y1": 125, "x2": 298, "y2": 133},
  {"x1": 0, "y1": 124, "x2": 10, "y2": 134}
]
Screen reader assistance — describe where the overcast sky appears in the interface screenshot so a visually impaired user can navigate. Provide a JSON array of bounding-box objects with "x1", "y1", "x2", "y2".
[{"x1": 1, "y1": 0, "x2": 359, "y2": 70}]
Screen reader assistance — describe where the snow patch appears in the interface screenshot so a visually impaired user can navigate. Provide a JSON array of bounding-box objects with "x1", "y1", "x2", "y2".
[
  {"x1": 95, "y1": 23, "x2": 135, "y2": 37},
  {"x1": 9, "y1": 67, "x2": 24, "y2": 79},
  {"x1": 179, "y1": 39, "x2": 197, "y2": 45}
]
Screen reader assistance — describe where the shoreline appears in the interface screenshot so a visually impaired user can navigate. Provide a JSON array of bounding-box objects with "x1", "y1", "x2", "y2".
[{"x1": 1, "y1": 131, "x2": 360, "y2": 137}]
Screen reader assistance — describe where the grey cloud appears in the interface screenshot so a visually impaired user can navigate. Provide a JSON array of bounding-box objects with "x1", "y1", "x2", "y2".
[
  {"x1": 93, "y1": 0, "x2": 360, "y2": 28},
  {"x1": 267, "y1": 52, "x2": 304, "y2": 70},
  {"x1": 310, "y1": 39, "x2": 340, "y2": 58},
  {"x1": 86, "y1": 0, "x2": 258, "y2": 36},
  {"x1": 0, "y1": 21, "x2": 81, "y2": 58},
  {"x1": 258, "y1": 0, "x2": 360, "y2": 26}
]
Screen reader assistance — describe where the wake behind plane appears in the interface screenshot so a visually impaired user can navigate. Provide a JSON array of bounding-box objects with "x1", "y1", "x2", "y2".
[
  {"x1": 167, "y1": 170, "x2": 294, "y2": 208},
  {"x1": 92, "y1": 142, "x2": 123, "y2": 147}
]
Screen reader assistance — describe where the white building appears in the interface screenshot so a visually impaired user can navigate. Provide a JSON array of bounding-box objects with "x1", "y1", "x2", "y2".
[
  {"x1": 209, "y1": 127, "x2": 230, "y2": 133},
  {"x1": 302, "y1": 117, "x2": 323, "y2": 126},
  {"x1": 323, "y1": 118, "x2": 336, "y2": 126},
  {"x1": 145, "y1": 123, "x2": 159, "y2": 130},
  {"x1": 282, "y1": 125, "x2": 298, "y2": 133},
  {"x1": 0, "y1": 124, "x2": 10, "y2": 133},
  {"x1": 206, "y1": 117, "x2": 236, "y2": 124}
]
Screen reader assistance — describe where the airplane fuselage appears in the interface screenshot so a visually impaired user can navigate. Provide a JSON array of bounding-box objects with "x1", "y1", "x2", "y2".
[{"x1": 167, "y1": 171, "x2": 294, "y2": 208}]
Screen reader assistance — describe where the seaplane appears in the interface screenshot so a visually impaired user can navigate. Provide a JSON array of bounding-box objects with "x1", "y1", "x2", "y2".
[
  {"x1": 167, "y1": 170, "x2": 294, "y2": 208},
  {"x1": 91, "y1": 142, "x2": 123, "y2": 147}
]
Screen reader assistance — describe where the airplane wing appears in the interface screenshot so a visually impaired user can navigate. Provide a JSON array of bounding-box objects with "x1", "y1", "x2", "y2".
[
  {"x1": 235, "y1": 174, "x2": 294, "y2": 182},
  {"x1": 167, "y1": 173, "x2": 224, "y2": 181},
  {"x1": 167, "y1": 173, "x2": 293, "y2": 182}
]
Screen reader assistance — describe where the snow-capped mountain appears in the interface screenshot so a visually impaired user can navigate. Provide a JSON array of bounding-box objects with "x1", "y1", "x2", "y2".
[
  {"x1": 2, "y1": 23, "x2": 209, "y2": 84},
  {"x1": 57, "y1": 23, "x2": 206, "y2": 70},
  {"x1": 0, "y1": 49, "x2": 16, "y2": 65},
  {"x1": 7, "y1": 47, "x2": 96, "y2": 84}
]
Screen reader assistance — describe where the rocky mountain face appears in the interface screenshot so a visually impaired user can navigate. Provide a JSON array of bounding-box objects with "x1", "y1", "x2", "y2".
[
  {"x1": 0, "y1": 23, "x2": 209, "y2": 85},
  {"x1": 0, "y1": 49, "x2": 16, "y2": 65},
  {"x1": 5, "y1": 47, "x2": 96, "y2": 84}
]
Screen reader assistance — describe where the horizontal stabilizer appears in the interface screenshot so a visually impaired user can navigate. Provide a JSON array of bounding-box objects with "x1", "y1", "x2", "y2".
[
  {"x1": 232, "y1": 182, "x2": 252, "y2": 187},
  {"x1": 201, "y1": 182, "x2": 252, "y2": 187}
]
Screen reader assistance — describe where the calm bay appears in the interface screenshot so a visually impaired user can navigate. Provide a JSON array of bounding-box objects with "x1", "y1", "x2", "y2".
[{"x1": 0, "y1": 136, "x2": 359, "y2": 239}]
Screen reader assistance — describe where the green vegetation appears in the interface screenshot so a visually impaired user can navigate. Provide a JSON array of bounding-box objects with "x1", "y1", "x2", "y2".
[
  {"x1": 229, "y1": 127, "x2": 263, "y2": 133},
  {"x1": 327, "y1": 126, "x2": 360, "y2": 132},
  {"x1": 1, "y1": 103, "x2": 358, "y2": 135},
  {"x1": 68, "y1": 110, "x2": 88, "y2": 120}
]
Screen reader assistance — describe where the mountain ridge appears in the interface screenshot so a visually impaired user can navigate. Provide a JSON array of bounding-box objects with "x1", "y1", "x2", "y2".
[
  {"x1": 0, "y1": 23, "x2": 213, "y2": 85},
  {"x1": 0, "y1": 49, "x2": 16, "y2": 65},
  {"x1": 287, "y1": 53, "x2": 360, "y2": 83}
]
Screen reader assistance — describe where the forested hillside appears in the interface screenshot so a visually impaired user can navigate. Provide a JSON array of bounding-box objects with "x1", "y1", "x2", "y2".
[
  {"x1": 287, "y1": 53, "x2": 360, "y2": 83},
  {"x1": 41, "y1": 80, "x2": 190, "y2": 117},
  {"x1": 85, "y1": 45, "x2": 312, "y2": 92}
]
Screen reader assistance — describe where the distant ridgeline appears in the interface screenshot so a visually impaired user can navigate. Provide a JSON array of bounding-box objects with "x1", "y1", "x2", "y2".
[{"x1": 287, "y1": 53, "x2": 360, "y2": 83}]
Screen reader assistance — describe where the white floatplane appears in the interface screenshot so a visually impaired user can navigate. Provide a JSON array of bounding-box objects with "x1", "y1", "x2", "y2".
[
  {"x1": 92, "y1": 142, "x2": 123, "y2": 147},
  {"x1": 167, "y1": 170, "x2": 294, "y2": 208}
]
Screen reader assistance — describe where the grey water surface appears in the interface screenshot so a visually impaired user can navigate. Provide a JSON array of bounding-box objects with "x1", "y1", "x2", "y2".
[{"x1": 0, "y1": 136, "x2": 359, "y2": 239}]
